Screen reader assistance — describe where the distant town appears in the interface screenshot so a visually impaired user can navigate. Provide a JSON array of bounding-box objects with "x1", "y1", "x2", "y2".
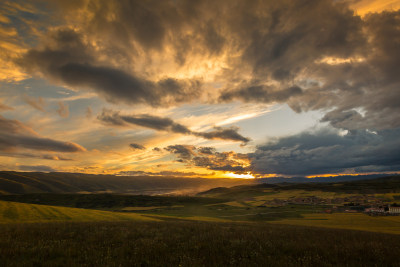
[{"x1": 260, "y1": 195, "x2": 400, "y2": 216}]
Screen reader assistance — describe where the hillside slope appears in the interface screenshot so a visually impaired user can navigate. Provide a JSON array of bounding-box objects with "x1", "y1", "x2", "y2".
[
  {"x1": 198, "y1": 175, "x2": 400, "y2": 198},
  {"x1": 0, "y1": 171, "x2": 253, "y2": 195},
  {"x1": 0, "y1": 200, "x2": 154, "y2": 223}
]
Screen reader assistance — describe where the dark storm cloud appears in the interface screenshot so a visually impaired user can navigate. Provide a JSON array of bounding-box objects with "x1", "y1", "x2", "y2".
[
  {"x1": 18, "y1": 28, "x2": 202, "y2": 107},
  {"x1": 0, "y1": 115, "x2": 86, "y2": 152},
  {"x1": 98, "y1": 109, "x2": 250, "y2": 143},
  {"x1": 195, "y1": 127, "x2": 250, "y2": 144},
  {"x1": 20, "y1": 29, "x2": 92, "y2": 73},
  {"x1": 129, "y1": 143, "x2": 145, "y2": 150},
  {"x1": 197, "y1": 146, "x2": 216, "y2": 155},
  {"x1": 250, "y1": 128, "x2": 400, "y2": 176},
  {"x1": 238, "y1": 1, "x2": 364, "y2": 75},
  {"x1": 98, "y1": 109, "x2": 191, "y2": 133},
  {"x1": 167, "y1": 129, "x2": 400, "y2": 176},
  {"x1": 219, "y1": 85, "x2": 303, "y2": 105},
  {"x1": 165, "y1": 145, "x2": 250, "y2": 174},
  {"x1": 214, "y1": 0, "x2": 366, "y2": 111},
  {"x1": 285, "y1": 10, "x2": 400, "y2": 131},
  {"x1": 164, "y1": 145, "x2": 195, "y2": 160},
  {"x1": 55, "y1": 63, "x2": 201, "y2": 106}
]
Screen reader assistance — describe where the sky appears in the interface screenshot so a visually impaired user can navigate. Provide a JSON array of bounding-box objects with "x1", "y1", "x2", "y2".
[{"x1": 0, "y1": 0, "x2": 399, "y2": 178}]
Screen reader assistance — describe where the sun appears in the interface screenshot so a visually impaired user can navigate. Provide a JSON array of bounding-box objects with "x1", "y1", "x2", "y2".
[{"x1": 225, "y1": 172, "x2": 255, "y2": 179}]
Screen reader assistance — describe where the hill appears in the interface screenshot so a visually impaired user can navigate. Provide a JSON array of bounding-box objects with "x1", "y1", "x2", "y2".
[
  {"x1": 256, "y1": 174, "x2": 395, "y2": 184},
  {"x1": 0, "y1": 200, "x2": 154, "y2": 224},
  {"x1": 0, "y1": 171, "x2": 253, "y2": 195},
  {"x1": 2, "y1": 171, "x2": 398, "y2": 196},
  {"x1": 198, "y1": 175, "x2": 400, "y2": 198}
]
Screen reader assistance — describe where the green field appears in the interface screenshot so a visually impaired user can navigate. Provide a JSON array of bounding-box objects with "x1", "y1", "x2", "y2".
[{"x1": 0, "y1": 200, "x2": 154, "y2": 223}]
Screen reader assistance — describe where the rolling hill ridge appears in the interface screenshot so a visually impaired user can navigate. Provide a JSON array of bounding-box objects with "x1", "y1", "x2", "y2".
[{"x1": 0, "y1": 171, "x2": 253, "y2": 195}]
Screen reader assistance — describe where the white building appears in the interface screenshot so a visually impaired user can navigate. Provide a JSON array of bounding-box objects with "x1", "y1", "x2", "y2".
[{"x1": 388, "y1": 206, "x2": 400, "y2": 215}]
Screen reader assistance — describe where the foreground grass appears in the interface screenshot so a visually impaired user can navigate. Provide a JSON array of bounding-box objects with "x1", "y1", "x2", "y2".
[
  {"x1": 0, "y1": 200, "x2": 154, "y2": 223},
  {"x1": 271, "y1": 213, "x2": 400, "y2": 235},
  {"x1": 1, "y1": 220, "x2": 400, "y2": 266}
]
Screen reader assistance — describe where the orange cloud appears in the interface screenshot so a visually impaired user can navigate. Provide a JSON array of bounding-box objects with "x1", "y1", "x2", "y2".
[{"x1": 350, "y1": 0, "x2": 400, "y2": 16}]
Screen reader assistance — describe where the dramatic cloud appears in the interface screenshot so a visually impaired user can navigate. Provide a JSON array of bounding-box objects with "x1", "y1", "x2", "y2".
[
  {"x1": 9, "y1": 1, "x2": 400, "y2": 130},
  {"x1": 165, "y1": 145, "x2": 250, "y2": 174},
  {"x1": 17, "y1": 28, "x2": 202, "y2": 107},
  {"x1": 285, "y1": 10, "x2": 400, "y2": 131},
  {"x1": 98, "y1": 109, "x2": 250, "y2": 144},
  {"x1": 166, "y1": 130, "x2": 400, "y2": 176},
  {"x1": 250, "y1": 128, "x2": 400, "y2": 176},
  {"x1": 129, "y1": 143, "x2": 146, "y2": 150},
  {"x1": 0, "y1": 115, "x2": 86, "y2": 152},
  {"x1": 2, "y1": 0, "x2": 399, "y2": 176}
]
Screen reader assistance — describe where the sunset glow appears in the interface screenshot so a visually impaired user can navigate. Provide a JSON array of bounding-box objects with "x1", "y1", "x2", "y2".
[
  {"x1": 225, "y1": 172, "x2": 255, "y2": 179},
  {"x1": 0, "y1": 0, "x2": 399, "y2": 179}
]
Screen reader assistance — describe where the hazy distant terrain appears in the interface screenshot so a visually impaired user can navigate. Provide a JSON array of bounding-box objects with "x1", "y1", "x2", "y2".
[
  {"x1": 1, "y1": 171, "x2": 395, "y2": 196},
  {"x1": 0, "y1": 171, "x2": 253, "y2": 195}
]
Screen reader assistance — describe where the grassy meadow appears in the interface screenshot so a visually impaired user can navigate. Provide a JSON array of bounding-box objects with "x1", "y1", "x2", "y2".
[
  {"x1": 2, "y1": 220, "x2": 400, "y2": 267},
  {"x1": 0, "y1": 200, "x2": 154, "y2": 224}
]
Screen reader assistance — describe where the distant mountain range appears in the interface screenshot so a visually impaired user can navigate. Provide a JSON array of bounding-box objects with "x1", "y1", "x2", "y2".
[
  {"x1": 198, "y1": 175, "x2": 400, "y2": 198},
  {"x1": 0, "y1": 171, "x2": 397, "y2": 195},
  {"x1": 0, "y1": 171, "x2": 253, "y2": 195},
  {"x1": 255, "y1": 174, "x2": 397, "y2": 184}
]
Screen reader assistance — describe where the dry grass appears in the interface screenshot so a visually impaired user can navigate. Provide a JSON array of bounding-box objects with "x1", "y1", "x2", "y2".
[
  {"x1": 1, "y1": 220, "x2": 400, "y2": 266},
  {"x1": 0, "y1": 200, "x2": 155, "y2": 223},
  {"x1": 271, "y1": 213, "x2": 400, "y2": 234}
]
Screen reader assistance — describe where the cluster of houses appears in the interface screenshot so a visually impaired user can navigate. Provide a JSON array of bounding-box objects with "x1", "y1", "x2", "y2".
[
  {"x1": 365, "y1": 205, "x2": 400, "y2": 216},
  {"x1": 264, "y1": 195, "x2": 385, "y2": 207},
  {"x1": 262, "y1": 195, "x2": 400, "y2": 216}
]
